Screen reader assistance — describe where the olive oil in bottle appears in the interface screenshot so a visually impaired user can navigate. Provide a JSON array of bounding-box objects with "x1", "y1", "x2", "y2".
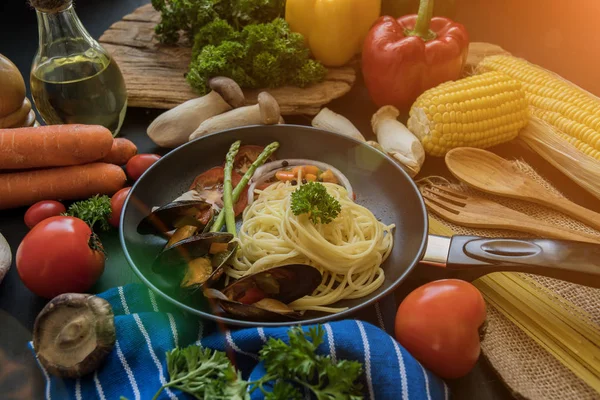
[
  {"x1": 30, "y1": 0, "x2": 128, "y2": 135},
  {"x1": 31, "y1": 52, "x2": 127, "y2": 134}
]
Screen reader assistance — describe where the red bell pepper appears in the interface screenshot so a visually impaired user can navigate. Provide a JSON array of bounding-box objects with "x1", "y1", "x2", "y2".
[{"x1": 362, "y1": 0, "x2": 469, "y2": 112}]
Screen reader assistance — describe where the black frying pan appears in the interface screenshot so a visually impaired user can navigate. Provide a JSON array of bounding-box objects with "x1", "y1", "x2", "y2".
[{"x1": 120, "y1": 125, "x2": 600, "y2": 327}]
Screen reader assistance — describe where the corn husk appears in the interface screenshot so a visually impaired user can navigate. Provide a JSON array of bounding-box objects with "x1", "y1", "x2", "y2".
[{"x1": 520, "y1": 117, "x2": 600, "y2": 201}]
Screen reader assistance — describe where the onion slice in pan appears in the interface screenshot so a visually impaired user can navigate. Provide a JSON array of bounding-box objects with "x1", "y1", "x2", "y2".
[{"x1": 248, "y1": 159, "x2": 354, "y2": 204}]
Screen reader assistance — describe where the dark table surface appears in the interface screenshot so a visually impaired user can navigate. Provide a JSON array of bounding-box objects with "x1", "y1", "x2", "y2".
[{"x1": 5, "y1": 1, "x2": 600, "y2": 399}]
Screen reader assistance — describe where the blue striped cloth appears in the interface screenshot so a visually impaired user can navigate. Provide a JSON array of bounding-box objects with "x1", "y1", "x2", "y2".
[{"x1": 29, "y1": 284, "x2": 448, "y2": 400}]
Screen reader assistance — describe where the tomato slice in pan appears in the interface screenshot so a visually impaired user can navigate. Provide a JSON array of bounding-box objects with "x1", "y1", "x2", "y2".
[
  {"x1": 190, "y1": 167, "x2": 247, "y2": 216},
  {"x1": 233, "y1": 145, "x2": 276, "y2": 174}
]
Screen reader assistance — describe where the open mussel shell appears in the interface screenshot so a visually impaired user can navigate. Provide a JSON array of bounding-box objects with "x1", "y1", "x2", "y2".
[
  {"x1": 219, "y1": 300, "x2": 302, "y2": 321},
  {"x1": 204, "y1": 264, "x2": 322, "y2": 321},
  {"x1": 182, "y1": 242, "x2": 238, "y2": 290},
  {"x1": 152, "y1": 232, "x2": 234, "y2": 272},
  {"x1": 203, "y1": 288, "x2": 301, "y2": 321},
  {"x1": 137, "y1": 200, "x2": 211, "y2": 235},
  {"x1": 222, "y1": 264, "x2": 322, "y2": 304}
]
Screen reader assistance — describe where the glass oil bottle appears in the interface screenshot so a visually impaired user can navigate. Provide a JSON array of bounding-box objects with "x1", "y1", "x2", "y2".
[{"x1": 30, "y1": 0, "x2": 128, "y2": 136}]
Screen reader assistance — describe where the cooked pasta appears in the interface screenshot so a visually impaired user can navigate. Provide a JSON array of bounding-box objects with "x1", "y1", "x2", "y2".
[{"x1": 229, "y1": 182, "x2": 395, "y2": 313}]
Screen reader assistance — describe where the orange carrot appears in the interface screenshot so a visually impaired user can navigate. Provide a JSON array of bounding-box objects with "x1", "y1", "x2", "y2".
[
  {"x1": 0, "y1": 163, "x2": 126, "y2": 210},
  {"x1": 100, "y1": 138, "x2": 138, "y2": 165},
  {"x1": 276, "y1": 170, "x2": 296, "y2": 181},
  {"x1": 304, "y1": 165, "x2": 320, "y2": 175},
  {"x1": 0, "y1": 124, "x2": 113, "y2": 170},
  {"x1": 305, "y1": 173, "x2": 318, "y2": 182}
]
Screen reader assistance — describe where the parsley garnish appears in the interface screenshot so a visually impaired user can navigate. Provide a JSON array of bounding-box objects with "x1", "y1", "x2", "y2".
[
  {"x1": 149, "y1": 325, "x2": 364, "y2": 400},
  {"x1": 64, "y1": 195, "x2": 112, "y2": 232},
  {"x1": 290, "y1": 182, "x2": 342, "y2": 225}
]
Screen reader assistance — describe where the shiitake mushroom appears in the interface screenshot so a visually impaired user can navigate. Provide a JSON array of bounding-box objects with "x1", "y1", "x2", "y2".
[{"x1": 33, "y1": 293, "x2": 115, "y2": 378}]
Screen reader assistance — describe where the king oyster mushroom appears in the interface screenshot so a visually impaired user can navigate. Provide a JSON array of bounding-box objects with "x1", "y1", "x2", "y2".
[
  {"x1": 33, "y1": 293, "x2": 115, "y2": 378},
  {"x1": 311, "y1": 107, "x2": 366, "y2": 142},
  {"x1": 0, "y1": 233, "x2": 10, "y2": 285},
  {"x1": 189, "y1": 92, "x2": 281, "y2": 141},
  {"x1": 204, "y1": 264, "x2": 322, "y2": 321},
  {"x1": 147, "y1": 77, "x2": 245, "y2": 148},
  {"x1": 371, "y1": 105, "x2": 425, "y2": 177}
]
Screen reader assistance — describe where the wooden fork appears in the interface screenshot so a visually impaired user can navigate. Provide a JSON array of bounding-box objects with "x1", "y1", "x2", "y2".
[{"x1": 421, "y1": 184, "x2": 600, "y2": 244}]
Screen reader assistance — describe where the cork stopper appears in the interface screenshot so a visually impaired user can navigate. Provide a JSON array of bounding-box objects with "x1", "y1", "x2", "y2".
[{"x1": 30, "y1": 0, "x2": 73, "y2": 13}]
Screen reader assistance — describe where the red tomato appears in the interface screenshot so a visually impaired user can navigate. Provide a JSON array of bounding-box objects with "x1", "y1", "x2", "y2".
[
  {"x1": 394, "y1": 279, "x2": 486, "y2": 379},
  {"x1": 126, "y1": 154, "x2": 161, "y2": 181},
  {"x1": 24, "y1": 200, "x2": 66, "y2": 228},
  {"x1": 109, "y1": 187, "x2": 131, "y2": 228},
  {"x1": 190, "y1": 167, "x2": 248, "y2": 216},
  {"x1": 233, "y1": 145, "x2": 275, "y2": 174},
  {"x1": 16, "y1": 216, "x2": 105, "y2": 299}
]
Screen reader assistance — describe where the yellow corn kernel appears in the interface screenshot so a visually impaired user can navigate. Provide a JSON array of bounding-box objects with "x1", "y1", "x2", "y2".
[
  {"x1": 408, "y1": 71, "x2": 530, "y2": 157},
  {"x1": 478, "y1": 55, "x2": 600, "y2": 154}
]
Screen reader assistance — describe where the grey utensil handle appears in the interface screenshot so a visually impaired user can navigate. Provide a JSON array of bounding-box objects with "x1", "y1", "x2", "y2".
[{"x1": 445, "y1": 236, "x2": 600, "y2": 287}]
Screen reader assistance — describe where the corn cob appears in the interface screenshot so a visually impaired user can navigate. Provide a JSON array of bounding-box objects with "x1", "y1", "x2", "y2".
[
  {"x1": 478, "y1": 55, "x2": 600, "y2": 161},
  {"x1": 407, "y1": 71, "x2": 530, "y2": 157}
]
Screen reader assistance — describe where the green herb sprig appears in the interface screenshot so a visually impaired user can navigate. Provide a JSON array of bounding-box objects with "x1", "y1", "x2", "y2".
[
  {"x1": 151, "y1": 0, "x2": 326, "y2": 95},
  {"x1": 150, "y1": 325, "x2": 364, "y2": 400},
  {"x1": 64, "y1": 195, "x2": 112, "y2": 232},
  {"x1": 291, "y1": 182, "x2": 342, "y2": 225},
  {"x1": 152, "y1": 0, "x2": 286, "y2": 44}
]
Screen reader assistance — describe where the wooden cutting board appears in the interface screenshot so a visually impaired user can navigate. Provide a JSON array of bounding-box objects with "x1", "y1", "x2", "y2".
[{"x1": 99, "y1": 3, "x2": 356, "y2": 115}]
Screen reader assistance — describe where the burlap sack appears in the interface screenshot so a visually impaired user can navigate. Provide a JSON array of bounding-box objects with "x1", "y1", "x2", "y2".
[{"x1": 420, "y1": 161, "x2": 600, "y2": 400}]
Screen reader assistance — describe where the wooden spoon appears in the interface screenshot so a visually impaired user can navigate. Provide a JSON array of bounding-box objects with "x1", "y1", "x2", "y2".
[{"x1": 445, "y1": 147, "x2": 600, "y2": 232}]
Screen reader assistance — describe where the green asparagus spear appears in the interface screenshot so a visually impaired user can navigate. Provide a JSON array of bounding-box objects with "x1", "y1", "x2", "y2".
[
  {"x1": 222, "y1": 140, "x2": 241, "y2": 236},
  {"x1": 211, "y1": 141, "x2": 280, "y2": 233}
]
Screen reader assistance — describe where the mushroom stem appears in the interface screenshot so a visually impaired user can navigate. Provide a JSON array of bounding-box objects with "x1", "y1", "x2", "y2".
[
  {"x1": 189, "y1": 92, "x2": 281, "y2": 141},
  {"x1": 371, "y1": 106, "x2": 425, "y2": 178},
  {"x1": 147, "y1": 77, "x2": 245, "y2": 148},
  {"x1": 312, "y1": 107, "x2": 366, "y2": 142},
  {"x1": 0, "y1": 233, "x2": 10, "y2": 285}
]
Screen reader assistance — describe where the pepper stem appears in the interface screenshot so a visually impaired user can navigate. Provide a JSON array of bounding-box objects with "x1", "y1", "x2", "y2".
[{"x1": 406, "y1": 0, "x2": 436, "y2": 41}]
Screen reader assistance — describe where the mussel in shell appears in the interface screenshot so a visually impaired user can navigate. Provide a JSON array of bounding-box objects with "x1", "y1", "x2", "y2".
[
  {"x1": 204, "y1": 264, "x2": 322, "y2": 321},
  {"x1": 152, "y1": 232, "x2": 236, "y2": 292},
  {"x1": 153, "y1": 232, "x2": 234, "y2": 271},
  {"x1": 137, "y1": 200, "x2": 212, "y2": 235},
  {"x1": 180, "y1": 242, "x2": 238, "y2": 290}
]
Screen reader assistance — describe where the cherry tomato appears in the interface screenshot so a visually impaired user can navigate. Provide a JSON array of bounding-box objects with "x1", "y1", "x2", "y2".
[
  {"x1": 126, "y1": 154, "x2": 161, "y2": 181},
  {"x1": 233, "y1": 145, "x2": 275, "y2": 174},
  {"x1": 190, "y1": 167, "x2": 248, "y2": 216},
  {"x1": 16, "y1": 216, "x2": 105, "y2": 299},
  {"x1": 394, "y1": 279, "x2": 486, "y2": 379},
  {"x1": 109, "y1": 187, "x2": 131, "y2": 228},
  {"x1": 24, "y1": 200, "x2": 66, "y2": 229}
]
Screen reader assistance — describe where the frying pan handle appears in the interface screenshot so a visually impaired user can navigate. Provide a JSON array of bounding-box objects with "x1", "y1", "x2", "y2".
[{"x1": 439, "y1": 236, "x2": 600, "y2": 287}]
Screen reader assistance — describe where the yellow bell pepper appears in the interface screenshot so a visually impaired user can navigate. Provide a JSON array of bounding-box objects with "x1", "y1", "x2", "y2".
[{"x1": 285, "y1": 0, "x2": 381, "y2": 67}]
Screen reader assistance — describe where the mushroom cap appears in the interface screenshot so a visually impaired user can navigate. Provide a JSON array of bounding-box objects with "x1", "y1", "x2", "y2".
[
  {"x1": 0, "y1": 233, "x2": 10, "y2": 285},
  {"x1": 257, "y1": 92, "x2": 281, "y2": 125},
  {"x1": 33, "y1": 293, "x2": 116, "y2": 378},
  {"x1": 29, "y1": 0, "x2": 72, "y2": 13},
  {"x1": 209, "y1": 77, "x2": 245, "y2": 109}
]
